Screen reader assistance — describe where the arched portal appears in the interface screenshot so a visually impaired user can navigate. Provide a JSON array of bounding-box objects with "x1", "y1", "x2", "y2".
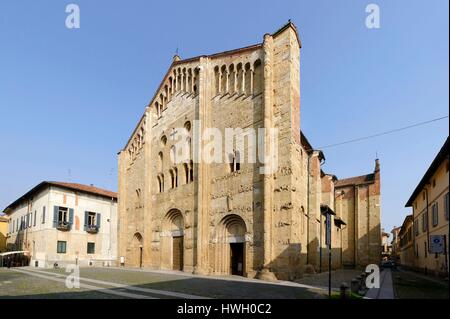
[
  {"x1": 130, "y1": 232, "x2": 143, "y2": 268},
  {"x1": 161, "y1": 209, "x2": 184, "y2": 271},
  {"x1": 214, "y1": 214, "x2": 247, "y2": 276}
]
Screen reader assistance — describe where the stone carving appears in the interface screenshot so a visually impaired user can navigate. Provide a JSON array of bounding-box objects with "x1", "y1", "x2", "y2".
[
  {"x1": 211, "y1": 168, "x2": 254, "y2": 183},
  {"x1": 227, "y1": 195, "x2": 233, "y2": 211},
  {"x1": 211, "y1": 183, "x2": 254, "y2": 199},
  {"x1": 275, "y1": 221, "x2": 291, "y2": 227},
  {"x1": 274, "y1": 185, "x2": 297, "y2": 192},
  {"x1": 279, "y1": 202, "x2": 293, "y2": 210}
]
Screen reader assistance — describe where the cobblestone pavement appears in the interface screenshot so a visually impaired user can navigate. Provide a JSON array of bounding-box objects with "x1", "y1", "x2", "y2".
[{"x1": 0, "y1": 267, "x2": 327, "y2": 299}]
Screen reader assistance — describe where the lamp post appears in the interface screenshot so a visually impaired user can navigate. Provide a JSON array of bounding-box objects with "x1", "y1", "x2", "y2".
[{"x1": 321, "y1": 204, "x2": 336, "y2": 299}]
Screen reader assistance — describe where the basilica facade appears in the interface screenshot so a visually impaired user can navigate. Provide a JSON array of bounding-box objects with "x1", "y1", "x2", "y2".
[{"x1": 117, "y1": 21, "x2": 381, "y2": 281}]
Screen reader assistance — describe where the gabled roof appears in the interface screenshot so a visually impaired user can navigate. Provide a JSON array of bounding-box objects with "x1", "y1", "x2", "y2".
[
  {"x1": 405, "y1": 137, "x2": 449, "y2": 207},
  {"x1": 334, "y1": 173, "x2": 375, "y2": 188},
  {"x1": 3, "y1": 181, "x2": 117, "y2": 214},
  {"x1": 120, "y1": 21, "x2": 301, "y2": 153}
]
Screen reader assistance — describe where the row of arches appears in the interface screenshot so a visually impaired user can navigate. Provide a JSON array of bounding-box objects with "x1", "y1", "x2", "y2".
[
  {"x1": 157, "y1": 161, "x2": 194, "y2": 193},
  {"x1": 154, "y1": 67, "x2": 200, "y2": 118},
  {"x1": 213, "y1": 59, "x2": 263, "y2": 97},
  {"x1": 128, "y1": 126, "x2": 146, "y2": 162}
]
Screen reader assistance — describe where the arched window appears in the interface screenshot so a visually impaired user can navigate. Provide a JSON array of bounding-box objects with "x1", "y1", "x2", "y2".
[
  {"x1": 229, "y1": 151, "x2": 241, "y2": 173},
  {"x1": 184, "y1": 121, "x2": 191, "y2": 132},
  {"x1": 214, "y1": 66, "x2": 220, "y2": 95},
  {"x1": 228, "y1": 64, "x2": 235, "y2": 95},
  {"x1": 229, "y1": 153, "x2": 235, "y2": 173},
  {"x1": 253, "y1": 59, "x2": 262, "y2": 94},
  {"x1": 169, "y1": 169, "x2": 175, "y2": 189},
  {"x1": 174, "y1": 167, "x2": 178, "y2": 187},
  {"x1": 220, "y1": 65, "x2": 227, "y2": 94},
  {"x1": 158, "y1": 151, "x2": 163, "y2": 172},
  {"x1": 155, "y1": 102, "x2": 160, "y2": 118},
  {"x1": 236, "y1": 63, "x2": 243, "y2": 94},
  {"x1": 157, "y1": 176, "x2": 162, "y2": 193},
  {"x1": 183, "y1": 163, "x2": 189, "y2": 184},
  {"x1": 189, "y1": 160, "x2": 194, "y2": 182},
  {"x1": 160, "y1": 135, "x2": 167, "y2": 146}
]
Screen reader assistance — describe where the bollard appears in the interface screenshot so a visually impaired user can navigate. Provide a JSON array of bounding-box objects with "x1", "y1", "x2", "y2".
[
  {"x1": 355, "y1": 275, "x2": 362, "y2": 289},
  {"x1": 351, "y1": 278, "x2": 360, "y2": 294},
  {"x1": 340, "y1": 282, "x2": 349, "y2": 299}
]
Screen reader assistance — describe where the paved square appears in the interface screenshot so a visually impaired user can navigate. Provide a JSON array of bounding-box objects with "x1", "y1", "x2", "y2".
[{"x1": 0, "y1": 267, "x2": 327, "y2": 299}]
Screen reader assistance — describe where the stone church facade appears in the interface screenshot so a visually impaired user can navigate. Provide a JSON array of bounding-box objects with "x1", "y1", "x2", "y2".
[{"x1": 117, "y1": 22, "x2": 381, "y2": 281}]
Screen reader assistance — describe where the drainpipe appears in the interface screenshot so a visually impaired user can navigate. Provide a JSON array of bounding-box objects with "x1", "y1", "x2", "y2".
[
  {"x1": 425, "y1": 185, "x2": 430, "y2": 253},
  {"x1": 353, "y1": 185, "x2": 357, "y2": 267},
  {"x1": 307, "y1": 155, "x2": 310, "y2": 265}
]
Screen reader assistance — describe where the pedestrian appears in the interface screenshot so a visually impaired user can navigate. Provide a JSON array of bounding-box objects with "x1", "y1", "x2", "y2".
[{"x1": 7, "y1": 256, "x2": 11, "y2": 269}]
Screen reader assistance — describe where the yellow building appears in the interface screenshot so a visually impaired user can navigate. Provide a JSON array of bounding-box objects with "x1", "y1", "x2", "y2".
[
  {"x1": 0, "y1": 215, "x2": 8, "y2": 253},
  {"x1": 398, "y1": 215, "x2": 414, "y2": 268},
  {"x1": 405, "y1": 137, "x2": 449, "y2": 277}
]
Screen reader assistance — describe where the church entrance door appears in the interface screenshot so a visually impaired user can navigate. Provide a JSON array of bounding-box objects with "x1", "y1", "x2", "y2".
[
  {"x1": 230, "y1": 243, "x2": 244, "y2": 276},
  {"x1": 172, "y1": 236, "x2": 184, "y2": 271}
]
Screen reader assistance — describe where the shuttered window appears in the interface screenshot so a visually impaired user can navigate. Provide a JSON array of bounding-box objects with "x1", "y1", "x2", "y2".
[
  {"x1": 57, "y1": 241, "x2": 67, "y2": 254},
  {"x1": 445, "y1": 192, "x2": 449, "y2": 221},
  {"x1": 87, "y1": 242, "x2": 95, "y2": 254},
  {"x1": 432, "y1": 203, "x2": 438, "y2": 227}
]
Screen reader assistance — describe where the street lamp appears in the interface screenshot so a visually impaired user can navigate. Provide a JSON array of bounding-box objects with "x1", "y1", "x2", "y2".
[{"x1": 320, "y1": 204, "x2": 336, "y2": 299}]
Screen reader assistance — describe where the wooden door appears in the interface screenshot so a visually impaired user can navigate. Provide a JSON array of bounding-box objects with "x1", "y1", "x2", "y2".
[{"x1": 172, "y1": 236, "x2": 184, "y2": 270}]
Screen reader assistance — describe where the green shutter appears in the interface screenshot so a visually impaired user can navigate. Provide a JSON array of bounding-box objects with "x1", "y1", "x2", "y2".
[
  {"x1": 84, "y1": 211, "x2": 88, "y2": 231},
  {"x1": 96, "y1": 213, "x2": 101, "y2": 229},
  {"x1": 53, "y1": 206, "x2": 58, "y2": 228},
  {"x1": 69, "y1": 208, "x2": 74, "y2": 226}
]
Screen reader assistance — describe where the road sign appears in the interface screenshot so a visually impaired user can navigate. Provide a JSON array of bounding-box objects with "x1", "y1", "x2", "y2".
[
  {"x1": 325, "y1": 214, "x2": 331, "y2": 246},
  {"x1": 430, "y1": 235, "x2": 445, "y2": 254}
]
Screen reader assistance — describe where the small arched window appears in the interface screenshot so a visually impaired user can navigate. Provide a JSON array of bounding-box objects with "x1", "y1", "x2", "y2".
[
  {"x1": 158, "y1": 151, "x2": 163, "y2": 172},
  {"x1": 169, "y1": 169, "x2": 175, "y2": 189},
  {"x1": 189, "y1": 160, "x2": 194, "y2": 182},
  {"x1": 183, "y1": 163, "x2": 189, "y2": 184},
  {"x1": 229, "y1": 151, "x2": 241, "y2": 172},
  {"x1": 160, "y1": 135, "x2": 167, "y2": 146},
  {"x1": 174, "y1": 167, "x2": 178, "y2": 187},
  {"x1": 157, "y1": 174, "x2": 164, "y2": 193},
  {"x1": 235, "y1": 150, "x2": 241, "y2": 171}
]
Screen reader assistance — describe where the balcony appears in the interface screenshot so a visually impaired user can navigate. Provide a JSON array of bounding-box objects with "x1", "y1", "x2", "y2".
[
  {"x1": 86, "y1": 224, "x2": 99, "y2": 234},
  {"x1": 57, "y1": 221, "x2": 71, "y2": 231}
]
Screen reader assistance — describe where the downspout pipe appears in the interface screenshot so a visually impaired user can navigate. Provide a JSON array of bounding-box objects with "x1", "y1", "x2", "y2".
[
  {"x1": 425, "y1": 185, "x2": 430, "y2": 253},
  {"x1": 353, "y1": 184, "x2": 357, "y2": 267}
]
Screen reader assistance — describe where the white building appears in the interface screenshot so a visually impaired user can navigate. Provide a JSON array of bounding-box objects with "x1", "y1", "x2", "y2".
[{"x1": 3, "y1": 181, "x2": 117, "y2": 268}]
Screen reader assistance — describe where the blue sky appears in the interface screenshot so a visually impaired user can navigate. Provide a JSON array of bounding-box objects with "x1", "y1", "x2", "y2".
[{"x1": 0, "y1": 0, "x2": 448, "y2": 234}]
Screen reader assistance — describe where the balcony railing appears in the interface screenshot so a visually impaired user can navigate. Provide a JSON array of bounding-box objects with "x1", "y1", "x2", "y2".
[
  {"x1": 86, "y1": 225, "x2": 99, "y2": 234},
  {"x1": 57, "y1": 221, "x2": 71, "y2": 231}
]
